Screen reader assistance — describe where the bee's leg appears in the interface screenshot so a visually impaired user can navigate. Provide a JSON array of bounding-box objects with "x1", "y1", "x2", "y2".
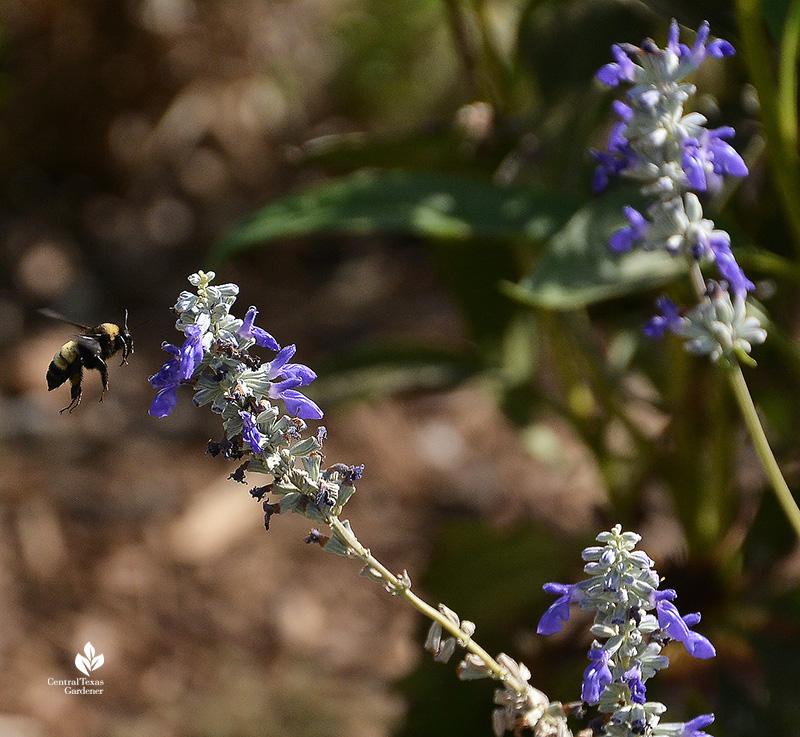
[
  {"x1": 97, "y1": 358, "x2": 109, "y2": 402},
  {"x1": 61, "y1": 373, "x2": 83, "y2": 413}
]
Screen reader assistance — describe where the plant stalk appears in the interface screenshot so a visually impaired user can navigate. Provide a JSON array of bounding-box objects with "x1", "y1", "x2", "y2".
[
  {"x1": 688, "y1": 262, "x2": 800, "y2": 541},
  {"x1": 327, "y1": 516, "x2": 528, "y2": 694},
  {"x1": 725, "y1": 364, "x2": 800, "y2": 540}
]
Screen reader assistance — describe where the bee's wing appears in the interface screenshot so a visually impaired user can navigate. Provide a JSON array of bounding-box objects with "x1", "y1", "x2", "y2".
[
  {"x1": 38, "y1": 308, "x2": 92, "y2": 332},
  {"x1": 74, "y1": 334, "x2": 103, "y2": 355}
]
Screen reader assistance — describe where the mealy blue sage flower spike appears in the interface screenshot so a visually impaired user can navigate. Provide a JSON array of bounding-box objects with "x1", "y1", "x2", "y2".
[
  {"x1": 594, "y1": 19, "x2": 766, "y2": 366},
  {"x1": 539, "y1": 525, "x2": 715, "y2": 737},
  {"x1": 149, "y1": 272, "x2": 576, "y2": 737},
  {"x1": 148, "y1": 271, "x2": 322, "y2": 420}
]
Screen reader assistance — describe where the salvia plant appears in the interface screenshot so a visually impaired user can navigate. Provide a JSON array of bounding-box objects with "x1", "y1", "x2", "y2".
[
  {"x1": 145, "y1": 19, "x2": 797, "y2": 737},
  {"x1": 149, "y1": 270, "x2": 716, "y2": 737},
  {"x1": 594, "y1": 18, "x2": 761, "y2": 364},
  {"x1": 593, "y1": 19, "x2": 800, "y2": 541}
]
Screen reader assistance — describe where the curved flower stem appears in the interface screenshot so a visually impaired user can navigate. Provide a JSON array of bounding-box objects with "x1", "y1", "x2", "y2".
[
  {"x1": 327, "y1": 516, "x2": 528, "y2": 694},
  {"x1": 687, "y1": 262, "x2": 800, "y2": 541},
  {"x1": 725, "y1": 364, "x2": 800, "y2": 541}
]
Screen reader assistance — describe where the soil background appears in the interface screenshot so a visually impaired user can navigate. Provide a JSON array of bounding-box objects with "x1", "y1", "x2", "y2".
[{"x1": 0, "y1": 2, "x2": 608, "y2": 736}]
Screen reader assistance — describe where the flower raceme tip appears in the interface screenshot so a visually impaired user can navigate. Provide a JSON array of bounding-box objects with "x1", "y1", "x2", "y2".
[
  {"x1": 538, "y1": 526, "x2": 715, "y2": 737},
  {"x1": 595, "y1": 20, "x2": 766, "y2": 364},
  {"x1": 148, "y1": 271, "x2": 323, "y2": 421}
]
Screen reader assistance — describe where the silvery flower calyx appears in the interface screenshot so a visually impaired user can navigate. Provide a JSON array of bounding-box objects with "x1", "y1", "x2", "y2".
[
  {"x1": 595, "y1": 20, "x2": 766, "y2": 363},
  {"x1": 149, "y1": 271, "x2": 345, "y2": 535},
  {"x1": 539, "y1": 525, "x2": 715, "y2": 737}
]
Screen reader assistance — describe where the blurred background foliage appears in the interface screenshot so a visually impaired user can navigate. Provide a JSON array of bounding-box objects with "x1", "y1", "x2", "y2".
[{"x1": 2, "y1": 0, "x2": 800, "y2": 735}]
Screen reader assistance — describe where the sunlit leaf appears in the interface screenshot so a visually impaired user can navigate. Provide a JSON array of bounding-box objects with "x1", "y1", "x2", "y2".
[
  {"x1": 211, "y1": 169, "x2": 578, "y2": 264},
  {"x1": 503, "y1": 188, "x2": 688, "y2": 310}
]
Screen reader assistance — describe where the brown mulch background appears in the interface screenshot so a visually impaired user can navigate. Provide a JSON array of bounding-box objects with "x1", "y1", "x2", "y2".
[{"x1": 0, "y1": 2, "x2": 609, "y2": 735}]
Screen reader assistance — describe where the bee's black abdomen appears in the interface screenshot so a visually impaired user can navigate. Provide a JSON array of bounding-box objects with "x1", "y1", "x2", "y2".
[
  {"x1": 47, "y1": 342, "x2": 79, "y2": 391},
  {"x1": 46, "y1": 363, "x2": 68, "y2": 390}
]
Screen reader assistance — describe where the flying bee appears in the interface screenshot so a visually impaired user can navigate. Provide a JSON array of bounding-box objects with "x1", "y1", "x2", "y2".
[{"x1": 40, "y1": 308, "x2": 134, "y2": 413}]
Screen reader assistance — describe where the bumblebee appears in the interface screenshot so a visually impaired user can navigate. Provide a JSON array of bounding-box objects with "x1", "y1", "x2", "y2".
[{"x1": 41, "y1": 309, "x2": 134, "y2": 413}]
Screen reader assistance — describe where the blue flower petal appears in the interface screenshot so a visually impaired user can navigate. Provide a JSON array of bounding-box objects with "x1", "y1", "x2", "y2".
[
  {"x1": 581, "y1": 648, "x2": 612, "y2": 704},
  {"x1": 280, "y1": 389, "x2": 324, "y2": 419},
  {"x1": 149, "y1": 386, "x2": 179, "y2": 417}
]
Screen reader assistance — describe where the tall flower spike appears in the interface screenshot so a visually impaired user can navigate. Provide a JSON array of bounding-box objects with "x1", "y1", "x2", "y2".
[
  {"x1": 153, "y1": 273, "x2": 578, "y2": 737},
  {"x1": 595, "y1": 20, "x2": 766, "y2": 363},
  {"x1": 538, "y1": 526, "x2": 715, "y2": 736},
  {"x1": 150, "y1": 271, "x2": 323, "y2": 441}
]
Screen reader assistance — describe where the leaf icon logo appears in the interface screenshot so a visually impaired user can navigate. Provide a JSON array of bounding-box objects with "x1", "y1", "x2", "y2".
[{"x1": 75, "y1": 642, "x2": 104, "y2": 675}]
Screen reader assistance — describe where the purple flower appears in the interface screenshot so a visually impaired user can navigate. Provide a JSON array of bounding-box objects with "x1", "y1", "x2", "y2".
[
  {"x1": 682, "y1": 128, "x2": 748, "y2": 192},
  {"x1": 179, "y1": 323, "x2": 206, "y2": 380},
  {"x1": 581, "y1": 648, "x2": 612, "y2": 703},
  {"x1": 645, "y1": 296, "x2": 685, "y2": 338},
  {"x1": 593, "y1": 103, "x2": 636, "y2": 191},
  {"x1": 707, "y1": 236, "x2": 754, "y2": 298},
  {"x1": 149, "y1": 343, "x2": 182, "y2": 417},
  {"x1": 592, "y1": 152, "x2": 625, "y2": 192},
  {"x1": 623, "y1": 664, "x2": 646, "y2": 704},
  {"x1": 239, "y1": 410, "x2": 264, "y2": 452},
  {"x1": 149, "y1": 386, "x2": 180, "y2": 417},
  {"x1": 609, "y1": 206, "x2": 649, "y2": 252},
  {"x1": 149, "y1": 321, "x2": 210, "y2": 417},
  {"x1": 666, "y1": 18, "x2": 683, "y2": 57},
  {"x1": 653, "y1": 589, "x2": 716, "y2": 659},
  {"x1": 266, "y1": 345, "x2": 324, "y2": 420},
  {"x1": 683, "y1": 21, "x2": 735, "y2": 67},
  {"x1": 238, "y1": 306, "x2": 280, "y2": 351},
  {"x1": 610, "y1": 101, "x2": 633, "y2": 136},
  {"x1": 682, "y1": 714, "x2": 715, "y2": 737},
  {"x1": 597, "y1": 44, "x2": 637, "y2": 87},
  {"x1": 537, "y1": 583, "x2": 582, "y2": 635}
]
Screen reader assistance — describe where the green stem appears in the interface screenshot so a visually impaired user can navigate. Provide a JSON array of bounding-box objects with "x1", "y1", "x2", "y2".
[
  {"x1": 734, "y1": 0, "x2": 800, "y2": 257},
  {"x1": 327, "y1": 516, "x2": 528, "y2": 695},
  {"x1": 687, "y1": 262, "x2": 800, "y2": 541},
  {"x1": 441, "y1": 0, "x2": 504, "y2": 107},
  {"x1": 725, "y1": 365, "x2": 800, "y2": 540},
  {"x1": 441, "y1": 0, "x2": 484, "y2": 99},
  {"x1": 470, "y1": 0, "x2": 513, "y2": 110},
  {"x1": 777, "y1": 0, "x2": 800, "y2": 159}
]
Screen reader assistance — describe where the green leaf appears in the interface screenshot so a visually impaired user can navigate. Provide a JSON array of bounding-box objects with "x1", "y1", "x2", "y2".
[
  {"x1": 503, "y1": 188, "x2": 688, "y2": 310},
  {"x1": 312, "y1": 339, "x2": 483, "y2": 404},
  {"x1": 211, "y1": 169, "x2": 578, "y2": 264}
]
